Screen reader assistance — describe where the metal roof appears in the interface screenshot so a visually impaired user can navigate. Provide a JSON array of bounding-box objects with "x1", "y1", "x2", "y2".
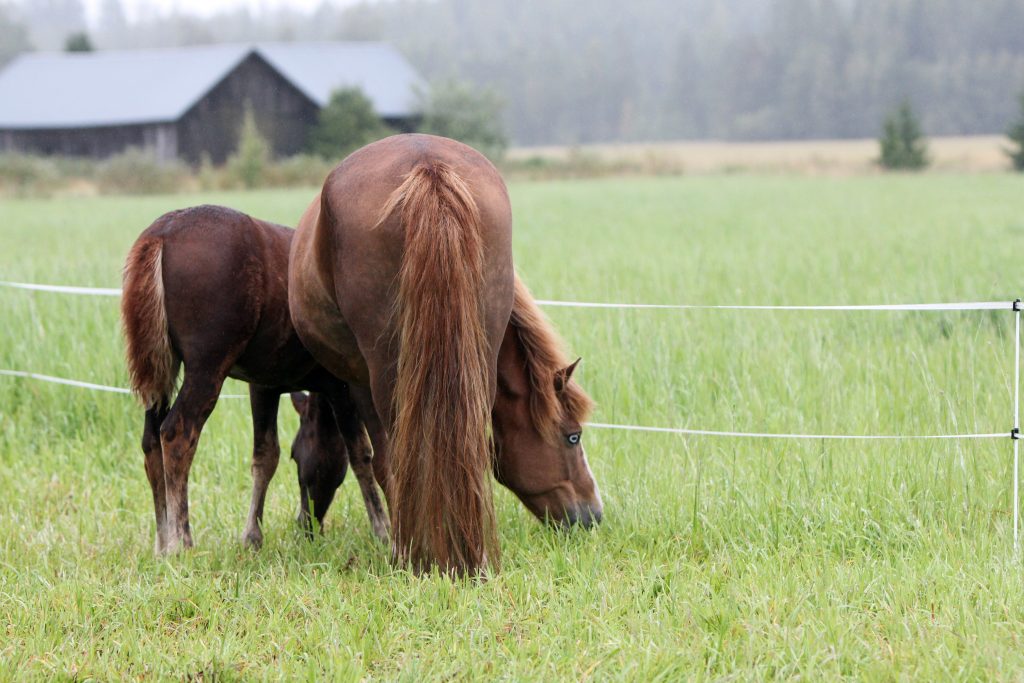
[
  {"x1": 0, "y1": 42, "x2": 424, "y2": 130},
  {"x1": 258, "y1": 42, "x2": 424, "y2": 118}
]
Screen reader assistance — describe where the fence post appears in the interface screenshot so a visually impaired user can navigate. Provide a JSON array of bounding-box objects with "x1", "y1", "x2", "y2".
[{"x1": 1014, "y1": 299, "x2": 1021, "y2": 552}]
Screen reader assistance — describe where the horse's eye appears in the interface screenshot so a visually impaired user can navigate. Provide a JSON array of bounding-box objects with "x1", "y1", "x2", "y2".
[{"x1": 566, "y1": 432, "x2": 581, "y2": 446}]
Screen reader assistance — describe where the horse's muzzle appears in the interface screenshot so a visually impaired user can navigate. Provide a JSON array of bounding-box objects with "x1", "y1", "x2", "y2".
[{"x1": 563, "y1": 502, "x2": 602, "y2": 529}]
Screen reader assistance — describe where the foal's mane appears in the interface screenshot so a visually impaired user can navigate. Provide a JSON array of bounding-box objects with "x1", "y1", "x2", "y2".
[{"x1": 510, "y1": 276, "x2": 594, "y2": 440}]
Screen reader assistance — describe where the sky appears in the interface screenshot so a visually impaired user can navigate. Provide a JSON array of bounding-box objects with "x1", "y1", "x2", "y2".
[{"x1": 81, "y1": 0, "x2": 359, "y2": 23}]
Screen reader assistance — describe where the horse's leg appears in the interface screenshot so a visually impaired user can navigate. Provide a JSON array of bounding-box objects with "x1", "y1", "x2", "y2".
[
  {"x1": 159, "y1": 369, "x2": 225, "y2": 553},
  {"x1": 328, "y1": 387, "x2": 389, "y2": 542},
  {"x1": 142, "y1": 403, "x2": 170, "y2": 554},
  {"x1": 242, "y1": 386, "x2": 281, "y2": 549},
  {"x1": 349, "y1": 384, "x2": 392, "y2": 506}
]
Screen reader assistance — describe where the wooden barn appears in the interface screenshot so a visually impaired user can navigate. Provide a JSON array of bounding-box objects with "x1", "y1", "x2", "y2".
[{"x1": 0, "y1": 42, "x2": 424, "y2": 164}]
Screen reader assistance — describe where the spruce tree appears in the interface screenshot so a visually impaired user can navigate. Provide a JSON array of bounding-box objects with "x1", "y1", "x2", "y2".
[
  {"x1": 878, "y1": 100, "x2": 929, "y2": 170},
  {"x1": 1007, "y1": 92, "x2": 1024, "y2": 172}
]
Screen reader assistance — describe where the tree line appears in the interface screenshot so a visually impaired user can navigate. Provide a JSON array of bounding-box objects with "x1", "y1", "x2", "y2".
[{"x1": 2, "y1": 0, "x2": 1024, "y2": 147}]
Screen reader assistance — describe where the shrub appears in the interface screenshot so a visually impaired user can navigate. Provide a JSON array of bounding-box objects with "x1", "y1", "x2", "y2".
[
  {"x1": 308, "y1": 88, "x2": 393, "y2": 161},
  {"x1": 0, "y1": 153, "x2": 60, "y2": 197},
  {"x1": 64, "y1": 32, "x2": 94, "y2": 53},
  {"x1": 264, "y1": 154, "x2": 334, "y2": 188},
  {"x1": 227, "y1": 104, "x2": 271, "y2": 189},
  {"x1": 877, "y1": 100, "x2": 929, "y2": 170},
  {"x1": 1007, "y1": 92, "x2": 1024, "y2": 172},
  {"x1": 96, "y1": 147, "x2": 187, "y2": 195},
  {"x1": 418, "y1": 81, "x2": 508, "y2": 161}
]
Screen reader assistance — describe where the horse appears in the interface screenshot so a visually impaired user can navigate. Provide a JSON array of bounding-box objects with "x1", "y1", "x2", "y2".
[
  {"x1": 289, "y1": 133, "x2": 597, "y2": 574},
  {"x1": 120, "y1": 205, "x2": 389, "y2": 554},
  {"x1": 289, "y1": 274, "x2": 604, "y2": 532}
]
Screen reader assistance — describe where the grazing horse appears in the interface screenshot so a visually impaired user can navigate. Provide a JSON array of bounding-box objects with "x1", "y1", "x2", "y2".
[
  {"x1": 292, "y1": 274, "x2": 603, "y2": 531},
  {"x1": 120, "y1": 205, "x2": 388, "y2": 554},
  {"x1": 290, "y1": 134, "x2": 517, "y2": 574}
]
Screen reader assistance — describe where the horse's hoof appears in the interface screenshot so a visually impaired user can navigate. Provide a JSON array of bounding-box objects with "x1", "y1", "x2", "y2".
[{"x1": 242, "y1": 531, "x2": 264, "y2": 550}]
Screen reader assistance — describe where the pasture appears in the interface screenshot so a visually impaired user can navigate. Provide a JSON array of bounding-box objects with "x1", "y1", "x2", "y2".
[{"x1": 2, "y1": 173, "x2": 1024, "y2": 679}]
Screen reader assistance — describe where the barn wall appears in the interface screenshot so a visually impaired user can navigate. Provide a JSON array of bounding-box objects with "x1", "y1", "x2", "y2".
[
  {"x1": 0, "y1": 123, "x2": 178, "y2": 161},
  {"x1": 176, "y1": 53, "x2": 319, "y2": 164}
]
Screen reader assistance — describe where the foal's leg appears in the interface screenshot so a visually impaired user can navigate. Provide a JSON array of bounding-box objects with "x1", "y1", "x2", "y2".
[
  {"x1": 349, "y1": 384, "x2": 393, "y2": 507},
  {"x1": 329, "y1": 388, "x2": 389, "y2": 542},
  {"x1": 142, "y1": 403, "x2": 170, "y2": 554},
  {"x1": 242, "y1": 386, "x2": 281, "y2": 549},
  {"x1": 159, "y1": 370, "x2": 225, "y2": 553}
]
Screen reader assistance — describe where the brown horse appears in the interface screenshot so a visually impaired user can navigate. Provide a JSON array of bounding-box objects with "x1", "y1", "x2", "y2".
[
  {"x1": 291, "y1": 274, "x2": 603, "y2": 531},
  {"x1": 290, "y1": 133, "x2": 587, "y2": 573},
  {"x1": 121, "y1": 205, "x2": 388, "y2": 553}
]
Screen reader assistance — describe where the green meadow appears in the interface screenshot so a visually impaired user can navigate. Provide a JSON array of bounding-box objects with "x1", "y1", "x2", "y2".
[{"x1": 2, "y1": 173, "x2": 1024, "y2": 679}]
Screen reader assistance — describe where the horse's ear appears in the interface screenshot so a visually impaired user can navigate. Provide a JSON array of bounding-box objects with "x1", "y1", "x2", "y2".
[
  {"x1": 290, "y1": 391, "x2": 310, "y2": 415},
  {"x1": 554, "y1": 357, "x2": 582, "y2": 393}
]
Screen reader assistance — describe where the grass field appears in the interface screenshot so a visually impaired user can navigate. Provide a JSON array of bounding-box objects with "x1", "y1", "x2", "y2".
[{"x1": 2, "y1": 173, "x2": 1024, "y2": 679}]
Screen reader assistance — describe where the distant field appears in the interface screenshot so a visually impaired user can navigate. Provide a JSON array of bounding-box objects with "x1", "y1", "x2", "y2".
[
  {"x1": 2, "y1": 174, "x2": 1024, "y2": 678},
  {"x1": 508, "y1": 135, "x2": 1012, "y2": 174}
]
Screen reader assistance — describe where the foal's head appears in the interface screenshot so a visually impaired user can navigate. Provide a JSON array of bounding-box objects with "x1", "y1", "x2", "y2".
[
  {"x1": 491, "y1": 277, "x2": 602, "y2": 528},
  {"x1": 290, "y1": 392, "x2": 348, "y2": 531}
]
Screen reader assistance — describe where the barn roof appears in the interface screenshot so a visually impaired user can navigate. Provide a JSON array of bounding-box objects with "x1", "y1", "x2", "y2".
[
  {"x1": 0, "y1": 42, "x2": 424, "y2": 130},
  {"x1": 258, "y1": 42, "x2": 424, "y2": 118}
]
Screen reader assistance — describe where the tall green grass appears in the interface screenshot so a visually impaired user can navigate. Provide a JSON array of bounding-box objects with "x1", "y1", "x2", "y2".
[{"x1": 2, "y1": 174, "x2": 1024, "y2": 679}]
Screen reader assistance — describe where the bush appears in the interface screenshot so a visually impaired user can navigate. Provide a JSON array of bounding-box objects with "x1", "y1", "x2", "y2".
[
  {"x1": 264, "y1": 154, "x2": 335, "y2": 188},
  {"x1": 0, "y1": 153, "x2": 61, "y2": 197},
  {"x1": 96, "y1": 148, "x2": 188, "y2": 195},
  {"x1": 418, "y1": 81, "x2": 508, "y2": 161},
  {"x1": 877, "y1": 100, "x2": 929, "y2": 170},
  {"x1": 308, "y1": 88, "x2": 393, "y2": 161},
  {"x1": 227, "y1": 104, "x2": 271, "y2": 189},
  {"x1": 1007, "y1": 92, "x2": 1024, "y2": 172},
  {"x1": 64, "y1": 32, "x2": 94, "y2": 53}
]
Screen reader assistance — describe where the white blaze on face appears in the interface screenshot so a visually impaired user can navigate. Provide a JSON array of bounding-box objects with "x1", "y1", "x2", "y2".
[{"x1": 580, "y1": 447, "x2": 602, "y2": 508}]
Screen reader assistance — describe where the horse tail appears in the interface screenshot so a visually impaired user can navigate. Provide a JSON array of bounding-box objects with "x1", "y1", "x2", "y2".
[
  {"x1": 121, "y1": 237, "x2": 179, "y2": 410},
  {"x1": 381, "y1": 161, "x2": 498, "y2": 575}
]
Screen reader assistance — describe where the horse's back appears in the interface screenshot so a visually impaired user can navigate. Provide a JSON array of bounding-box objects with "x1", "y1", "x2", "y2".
[{"x1": 142, "y1": 205, "x2": 313, "y2": 384}]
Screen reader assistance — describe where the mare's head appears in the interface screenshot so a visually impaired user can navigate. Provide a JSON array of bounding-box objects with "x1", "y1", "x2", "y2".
[
  {"x1": 290, "y1": 391, "x2": 348, "y2": 531},
  {"x1": 491, "y1": 277, "x2": 602, "y2": 528}
]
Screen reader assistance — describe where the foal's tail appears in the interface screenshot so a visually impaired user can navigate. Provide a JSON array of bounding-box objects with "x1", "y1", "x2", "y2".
[
  {"x1": 121, "y1": 237, "x2": 178, "y2": 410},
  {"x1": 380, "y1": 161, "x2": 498, "y2": 575}
]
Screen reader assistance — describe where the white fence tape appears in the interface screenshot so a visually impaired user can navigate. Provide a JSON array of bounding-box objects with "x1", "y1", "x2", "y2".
[
  {"x1": 0, "y1": 281, "x2": 122, "y2": 296},
  {"x1": 0, "y1": 368, "x2": 1009, "y2": 441},
  {"x1": 536, "y1": 299, "x2": 1016, "y2": 311},
  {"x1": 0, "y1": 370, "x2": 247, "y2": 399},
  {"x1": 1, "y1": 279, "x2": 1015, "y2": 311}
]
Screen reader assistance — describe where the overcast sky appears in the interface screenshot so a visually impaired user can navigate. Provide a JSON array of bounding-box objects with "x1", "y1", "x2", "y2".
[{"x1": 81, "y1": 0, "x2": 359, "y2": 23}]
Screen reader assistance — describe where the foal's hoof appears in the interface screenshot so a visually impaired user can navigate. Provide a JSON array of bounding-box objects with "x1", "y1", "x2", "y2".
[
  {"x1": 242, "y1": 529, "x2": 264, "y2": 550},
  {"x1": 161, "y1": 536, "x2": 194, "y2": 556},
  {"x1": 371, "y1": 518, "x2": 391, "y2": 544}
]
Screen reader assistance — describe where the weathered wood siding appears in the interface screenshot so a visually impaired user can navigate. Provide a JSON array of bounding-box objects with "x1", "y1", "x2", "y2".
[
  {"x1": 0, "y1": 123, "x2": 178, "y2": 161},
  {"x1": 176, "y1": 53, "x2": 319, "y2": 164}
]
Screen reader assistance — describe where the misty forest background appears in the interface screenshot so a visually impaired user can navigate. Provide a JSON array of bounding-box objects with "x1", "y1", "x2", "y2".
[{"x1": 1, "y1": 0, "x2": 1024, "y2": 146}]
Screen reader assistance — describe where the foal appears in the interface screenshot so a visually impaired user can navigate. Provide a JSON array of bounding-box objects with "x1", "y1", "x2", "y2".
[{"x1": 121, "y1": 205, "x2": 388, "y2": 553}]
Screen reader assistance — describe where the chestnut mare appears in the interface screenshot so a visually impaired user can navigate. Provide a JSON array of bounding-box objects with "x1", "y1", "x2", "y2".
[
  {"x1": 291, "y1": 275, "x2": 603, "y2": 534},
  {"x1": 121, "y1": 205, "x2": 388, "y2": 553},
  {"x1": 290, "y1": 134, "x2": 597, "y2": 574}
]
